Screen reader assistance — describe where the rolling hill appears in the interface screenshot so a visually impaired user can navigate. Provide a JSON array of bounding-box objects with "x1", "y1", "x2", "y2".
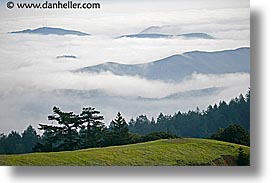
[
  {"x1": 0, "y1": 138, "x2": 250, "y2": 166},
  {"x1": 75, "y1": 47, "x2": 250, "y2": 82}
]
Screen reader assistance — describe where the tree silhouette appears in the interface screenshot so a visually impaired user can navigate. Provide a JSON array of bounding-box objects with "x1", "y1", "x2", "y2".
[
  {"x1": 21, "y1": 125, "x2": 40, "y2": 153},
  {"x1": 110, "y1": 112, "x2": 129, "y2": 145},
  {"x1": 38, "y1": 106, "x2": 81, "y2": 151},
  {"x1": 210, "y1": 124, "x2": 250, "y2": 146},
  {"x1": 80, "y1": 107, "x2": 105, "y2": 148}
]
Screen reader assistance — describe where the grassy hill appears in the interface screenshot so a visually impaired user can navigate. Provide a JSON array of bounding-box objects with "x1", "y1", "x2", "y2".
[{"x1": 0, "y1": 138, "x2": 250, "y2": 166}]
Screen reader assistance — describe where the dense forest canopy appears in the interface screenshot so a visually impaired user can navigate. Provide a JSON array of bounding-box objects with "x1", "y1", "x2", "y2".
[{"x1": 129, "y1": 90, "x2": 250, "y2": 137}]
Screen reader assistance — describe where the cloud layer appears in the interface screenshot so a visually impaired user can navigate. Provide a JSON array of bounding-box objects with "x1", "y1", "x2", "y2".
[{"x1": 0, "y1": 0, "x2": 250, "y2": 133}]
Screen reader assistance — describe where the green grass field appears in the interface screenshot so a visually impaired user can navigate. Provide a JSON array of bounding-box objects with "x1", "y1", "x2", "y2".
[{"x1": 0, "y1": 138, "x2": 250, "y2": 166}]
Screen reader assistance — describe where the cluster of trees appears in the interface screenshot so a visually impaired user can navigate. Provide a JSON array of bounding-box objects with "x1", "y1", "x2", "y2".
[
  {"x1": 34, "y1": 108, "x2": 134, "y2": 152},
  {"x1": 0, "y1": 108, "x2": 177, "y2": 154},
  {"x1": 0, "y1": 90, "x2": 250, "y2": 154},
  {"x1": 0, "y1": 125, "x2": 41, "y2": 154},
  {"x1": 211, "y1": 124, "x2": 250, "y2": 146},
  {"x1": 129, "y1": 90, "x2": 250, "y2": 138}
]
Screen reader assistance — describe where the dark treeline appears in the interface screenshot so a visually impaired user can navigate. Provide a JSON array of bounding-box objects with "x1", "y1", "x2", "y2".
[
  {"x1": 34, "y1": 108, "x2": 176, "y2": 152},
  {"x1": 0, "y1": 90, "x2": 250, "y2": 154},
  {"x1": 0, "y1": 125, "x2": 41, "y2": 154},
  {"x1": 129, "y1": 90, "x2": 250, "y2": 138},
  {"x1": 0, "y1": 109, "x2": 177, "y2": 154}
]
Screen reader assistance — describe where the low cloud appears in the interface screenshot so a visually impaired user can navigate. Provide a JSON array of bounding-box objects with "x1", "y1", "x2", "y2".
[
  {"x1": 0, "y1": 0, "x2": 250, "y2": 133},
  {"x1": 0, "y1": 71, "x2": 250, "y2": 133}
]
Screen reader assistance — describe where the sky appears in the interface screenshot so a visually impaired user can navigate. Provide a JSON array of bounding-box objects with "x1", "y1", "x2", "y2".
[{"x1": 0, "y1": 0, "x2": 250, "y2": 133}]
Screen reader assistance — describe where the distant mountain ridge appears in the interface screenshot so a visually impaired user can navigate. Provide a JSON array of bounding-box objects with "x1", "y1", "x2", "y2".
[
  {"x1": 53, "y1": 87, "x2": 223, "y2": 100},
  {"x1": 162, "y1": 87, "x2": 223, "y2": 100},
  {"x1": 119, "y1": 25, "x2": 214, "y2": 39},
  {"x1": 9, "y1": 27, "x2": 90, "y2": 36},
  {"x1": 75, "y1": 47, "x2": 250, "y2": 82},
  {"x1": 56, "y1": 55, "x2": 78, "y2": 59},
  {"x1": 140, "y1": 26, "x2": 163, "y2": 34},
  {"x1": 118, "y1": 33, "x2": 214, "y2": 39},
  {"x1": 139, "y1": 25, "x2": 211, "y2": 35}
]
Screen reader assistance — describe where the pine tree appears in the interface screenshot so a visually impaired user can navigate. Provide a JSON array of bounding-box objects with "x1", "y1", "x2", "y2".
[
  {"x1": 0, "y1": 133, "x2": 7, "y2": 154},
  {"x1": 5, "y1": 131, "x2": 24, "y2": 154},
  {"x1": 38, "y1": 106, "x2": 81, "y2": 151},
  {"x1": 21, "y1": 125, "x2": 40, "y2": 153},
  {"x1": 80, "y1": 107, "x2": 105, "y2": 148},
  {"x1": 110, "y1": 112, "x2": 129, "y2": 145}
]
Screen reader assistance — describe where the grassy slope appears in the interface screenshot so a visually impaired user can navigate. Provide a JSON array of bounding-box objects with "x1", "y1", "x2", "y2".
[{"x1": 0, "y1": 138, "x2": 250, "y2": 166}]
